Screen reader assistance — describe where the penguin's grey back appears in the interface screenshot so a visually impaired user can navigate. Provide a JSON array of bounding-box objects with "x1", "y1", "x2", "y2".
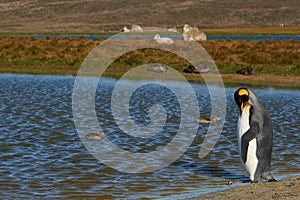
[{"x1": 248, "y1": 89, "x2": 273, "y2": 175}]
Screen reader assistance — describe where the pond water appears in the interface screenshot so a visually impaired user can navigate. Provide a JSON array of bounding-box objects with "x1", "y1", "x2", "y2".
[{"x1": 0, "y1": 74, "x2": 299, "y2": 199}]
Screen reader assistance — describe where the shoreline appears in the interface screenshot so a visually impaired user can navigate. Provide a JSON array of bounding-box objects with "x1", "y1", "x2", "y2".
[
  {"x1": 197, "y1": 175, "x2": 300, "y2": 200},
  {"x1": 186, "y1": 73, "x2": 300, "y2": 89},
  {"x1": 1, "y1": 71, "x2": 299, "y2": 90}
]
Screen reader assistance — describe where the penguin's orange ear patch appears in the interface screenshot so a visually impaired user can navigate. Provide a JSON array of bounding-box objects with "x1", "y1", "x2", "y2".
[{"x1": 238, "y1": 89, "x2": 248, "y2": 96}]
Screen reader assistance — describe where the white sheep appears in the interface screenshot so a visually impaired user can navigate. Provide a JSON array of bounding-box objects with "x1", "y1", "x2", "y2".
[
  {"x1": 122, "y1": 26, "x2": 131, "y2": 32},
  {"x1": 183, "y1": 24, "x2": 194, "y2": 41},
  {"x1": 194, "y1": 31, "x2": 207, "y2": 41},
  {"x1": 183, "y1": 24, "x2": 207, "y2": 41},
  {"x1": 131, "y1": 24, "x2": 143, "y2": 32},
  {"x1": 193, "y1": 26, "x2": 207, "y2": 41},
  {"x1": 122, "y1": 24, "x2": 143, "y2": 32},
  {"x1": 168, "y1": 27, "x2": 177, "y2": 32},
  {"x1": 154, "y1": 34, "x2": 174, "y2": 44}
]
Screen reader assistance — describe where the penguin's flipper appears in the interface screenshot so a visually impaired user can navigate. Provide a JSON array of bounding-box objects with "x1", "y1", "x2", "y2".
[{"x1": 241, "y1": 121, "x2": 259, "y2": 163}]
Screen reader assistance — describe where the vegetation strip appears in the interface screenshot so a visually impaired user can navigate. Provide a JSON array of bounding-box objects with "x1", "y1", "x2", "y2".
[
  {"x1": 0, "y1": 36, "x2": 299, "y2": 87},
  {"x1": 1, "y1": 26, "x2": 300, "y2": 36}
]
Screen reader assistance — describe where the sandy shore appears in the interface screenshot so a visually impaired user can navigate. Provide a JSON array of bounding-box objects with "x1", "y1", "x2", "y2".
[{"x1": 198, "y1": 176, "x2": 300, "y2": 200}]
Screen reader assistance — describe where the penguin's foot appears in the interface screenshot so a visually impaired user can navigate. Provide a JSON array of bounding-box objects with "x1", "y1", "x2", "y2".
[
  {"x1": 267, "y1": 178, "x2": 277, "y2": 182},
  {"x1": 262, "y1": 172, "x2": 276, "y2": 182},
  {"x1": 250, "y1": 180, "x2": 258, "y2": 184}
]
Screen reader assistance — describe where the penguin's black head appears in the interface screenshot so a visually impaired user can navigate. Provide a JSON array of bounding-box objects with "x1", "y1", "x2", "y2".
[{"x1": 234, "y1": 88, "x2": 249, "y2": 112}]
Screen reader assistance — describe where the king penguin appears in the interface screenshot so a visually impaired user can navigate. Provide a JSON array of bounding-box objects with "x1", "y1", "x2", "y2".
[{"x1": 234, "y1": 87, "x2": 276, "y2": 183}]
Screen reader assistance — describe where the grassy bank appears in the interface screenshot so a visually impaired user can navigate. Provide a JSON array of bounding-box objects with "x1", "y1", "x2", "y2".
[{"x1": 0, "y1": 36, "x2": 299, "y2": 87}]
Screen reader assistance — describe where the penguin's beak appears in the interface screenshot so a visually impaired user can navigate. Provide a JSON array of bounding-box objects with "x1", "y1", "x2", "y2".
[
  {"x1": 240, "y1": 95, "x2": 249, "y2": 112},
  {"x1": 234, "y1": 88, "x2": 249, "y2": 113}
]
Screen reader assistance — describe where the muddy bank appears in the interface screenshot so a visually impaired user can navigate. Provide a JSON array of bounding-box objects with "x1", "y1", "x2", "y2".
[{"x1": 198, "y1": 176, "x2": 300, "y2": 200}]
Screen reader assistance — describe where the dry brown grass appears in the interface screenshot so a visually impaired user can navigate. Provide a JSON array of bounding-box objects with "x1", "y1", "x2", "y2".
[
  {"x1": 202, "y1": 39, "x2": 300, "y2": 75},
  {"x1": 0, "y1": 36, "x2": 101, "y2": 73},
  {"x1": 0, "y1": 36, "x2": 299, "y2": 79},
  {"x1": 0, "y1": 0, "x2": 299, "y2": 32}
]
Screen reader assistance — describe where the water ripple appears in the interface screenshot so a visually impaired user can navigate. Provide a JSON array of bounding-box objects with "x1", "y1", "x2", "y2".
[{"x1": 0, "y1": 74, "x2": 299, "y2": 199}]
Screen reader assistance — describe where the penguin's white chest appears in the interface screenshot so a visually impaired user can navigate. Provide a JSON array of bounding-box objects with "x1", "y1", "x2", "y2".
[{"x1": 237, "y1": 107, "x2": 258, "y2": 181}]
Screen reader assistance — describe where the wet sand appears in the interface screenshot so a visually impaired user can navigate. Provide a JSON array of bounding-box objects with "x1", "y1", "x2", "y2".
[{"x1": 198, "y1": 176, "x2": 300, "y2": 200}]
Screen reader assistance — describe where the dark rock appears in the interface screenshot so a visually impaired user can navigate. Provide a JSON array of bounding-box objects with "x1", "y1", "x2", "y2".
[
  {"x1": 236, "y1": 68, "x2": 246, "y2": 75},
  {"x1": 183, "y1": 65, "x2": 198, "y2": 73},
  {"x1": 236, "y1": 66, "x2": 254, "y2": 75},
  {"x1": 183, "y1": 65, "x2": 210, "y2": 74},
  {"x1": 247, "y1": 66, "x2": 254, "y2": 74}
]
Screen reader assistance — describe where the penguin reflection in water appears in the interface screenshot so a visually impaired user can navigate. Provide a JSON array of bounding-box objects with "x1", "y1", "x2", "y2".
[{"x1": 234, "y1": 88, "x2": 276, "y2": 183}]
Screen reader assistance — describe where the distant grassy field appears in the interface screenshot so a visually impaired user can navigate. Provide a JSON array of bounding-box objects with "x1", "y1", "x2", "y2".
[{"x1": 0, "y1": 0, "x2": 299, "y2": 32}]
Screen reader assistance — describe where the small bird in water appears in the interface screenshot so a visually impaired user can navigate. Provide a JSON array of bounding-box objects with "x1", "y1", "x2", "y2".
[
  {"x1": 196, "y1": 115, "x2": 220, "y2": 124},
  {"x1": 85, "y1": 130, "x2": 104, "y2": 140}
]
